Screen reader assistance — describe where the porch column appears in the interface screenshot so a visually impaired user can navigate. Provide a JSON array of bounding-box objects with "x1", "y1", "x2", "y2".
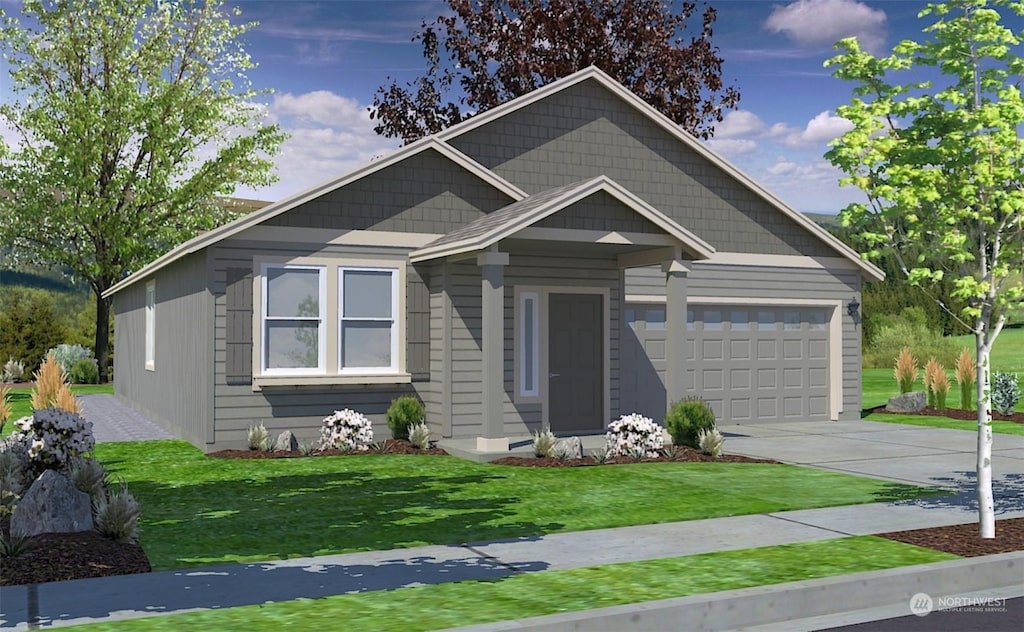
[
  {"x1": 477, "y1": 251, "x2": 510, "y2": 452},
  {"x1": 663, "y1": 259, "x2": 690, "y2": 409}
]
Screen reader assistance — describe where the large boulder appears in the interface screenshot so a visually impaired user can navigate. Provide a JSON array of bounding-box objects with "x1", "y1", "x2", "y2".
[
  {"x1": 11, "y1": 469, "x2": 93, "y2": 538},
  {"x1": 274, "y1": 430, "x2": 298, "y2": 452},
  {"x1": 885, "y1": 391, "x2": 927, "y2": 413}
]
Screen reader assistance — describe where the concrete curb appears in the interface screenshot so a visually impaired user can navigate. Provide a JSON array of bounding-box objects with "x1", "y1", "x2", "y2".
[{"x1": 447, "y1": 551, "x2": 1024, "y2": 632}]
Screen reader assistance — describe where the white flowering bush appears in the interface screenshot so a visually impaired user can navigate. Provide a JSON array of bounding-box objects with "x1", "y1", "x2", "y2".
[
  {"x1": 605, "y1": 413, "x2": 664, "y2": 458},
  {"x1": 14, "y1": 407, "x2": 95, "y2": 473},
  {"x1": 319, "y1": 409, "x2": 374, "y2": 451}
]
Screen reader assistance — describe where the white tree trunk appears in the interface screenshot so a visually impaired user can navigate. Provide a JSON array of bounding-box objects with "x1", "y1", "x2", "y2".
[{"x1": 976, "y1": 336, "x2": 995, "y2": 539}]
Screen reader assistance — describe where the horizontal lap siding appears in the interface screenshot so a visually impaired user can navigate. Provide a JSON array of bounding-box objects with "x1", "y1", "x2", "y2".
[
  {"x1": 448, "y1": 253, "x2": 620, "y2": 438},
  {"x1": 449, "y1": 80, "x2": 838, "y2": 259},
  {"x1": 625, "y1": 264, "x2": 862, "y2": 419},
  {"x1": 210, "y1": 241, "x2": 428, "y2": 449},
  {"x1": 113, "y1": 251, "x2": 213, "y2": 446}
]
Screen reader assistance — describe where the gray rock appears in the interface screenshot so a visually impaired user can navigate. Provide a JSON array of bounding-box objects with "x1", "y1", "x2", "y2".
[
  {"x1": 11, "y1": 469, "x2": 93, "y2": 537},
  {"x1": 557, "y1": 436, "x2": 584, "y2": 459},
  {"x1": 885, "y1": 391, "x2": 927, "y2": 413},
  {"x1": 274, "y1": 430, "x2": 298, "y2": 452}
]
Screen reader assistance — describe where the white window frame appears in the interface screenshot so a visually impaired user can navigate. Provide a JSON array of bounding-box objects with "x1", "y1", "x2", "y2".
[
  {"x1": 338, "y1": 266, "x2": 400, "y2": 374},
  {"x1": 260, "y1": 263, "x2": 327, "y2": 376},
  {"x1": 518, "y1": 291, "x2": 540, "y2": 397},
  {"x1": 144, "y1": 280, "x2": 155, "y2": 371}
]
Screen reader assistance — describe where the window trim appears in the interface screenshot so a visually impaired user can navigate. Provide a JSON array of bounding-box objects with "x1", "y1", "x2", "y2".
[
  {"x1": 144, "y1": 279, "x2": 155, "y2": 371},
  {"x1": 260, "y1": 263, "x2": 326, "y2": 376},
  {"x1": 517, "y1": 291, "x2": 540, "y2": 398},
  {"x1": 338, "y1": 266, "x2": 400, "y2": 374}
]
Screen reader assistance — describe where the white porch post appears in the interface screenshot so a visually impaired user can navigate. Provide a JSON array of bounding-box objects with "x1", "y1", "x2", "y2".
[
  {"x1": 477, "y1": 251, "x2": 510, "y2": 452},
  {"x1": 664, "y1": 259, "x2": 690, "y2": 409}
]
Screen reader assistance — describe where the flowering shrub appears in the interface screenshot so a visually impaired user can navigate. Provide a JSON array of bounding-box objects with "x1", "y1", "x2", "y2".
[
  {"x1": 605, "y1": 413, "x2": 664, "y2": 458},
  {"x1": 46, "y1": 344, "x2": 95, "y2": 376},
  {"x1": 992, "y1": 372, "x2": 1021, "y2": 416},
  {"x1": 14, "y1": 407, "x2": 95, "y2": 473},
  {"x1": 319, "y1": 409, "x2": 374, "y2": 451}
]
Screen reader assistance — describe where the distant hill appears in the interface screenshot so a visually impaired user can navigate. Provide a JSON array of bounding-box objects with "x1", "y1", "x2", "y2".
[{"x1": 802, "y1": 211, "x2": 842, "y2": 230}]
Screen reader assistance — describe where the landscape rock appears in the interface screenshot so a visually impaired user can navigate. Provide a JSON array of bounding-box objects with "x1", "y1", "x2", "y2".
[
  {"x1": 274, "y1": 430, "x2": 298, "y2": 452},
  {"x1": 557, "y1": 436, "x2": 583, "y2": 459},
  {"x1": 11, "y1": 469, "x2": 93, "y2": 538},
  {"x1": 885, "y1": 391, "x2": 927, "y2": 413}
]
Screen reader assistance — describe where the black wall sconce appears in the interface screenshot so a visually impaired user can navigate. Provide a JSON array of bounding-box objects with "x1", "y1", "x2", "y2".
[{"x1": 847, "y1": 297, "x2": 861, "y2": 325}]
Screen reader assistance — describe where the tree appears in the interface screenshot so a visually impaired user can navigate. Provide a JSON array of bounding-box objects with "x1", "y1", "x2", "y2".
[
  {"x1": 825, "y1": 0, "x2": 1024, "y2": 538},
  {"x1": 0, "y1": 0, "x2": 284, "y2": 381},
  {"x1": 371, "y1": 0, "x2": 739, "y2": 144}
]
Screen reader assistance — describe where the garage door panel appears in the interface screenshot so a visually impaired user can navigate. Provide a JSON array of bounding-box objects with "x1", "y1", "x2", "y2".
[
  {"x1": 730, "y1": 398, "x2": 751, "y2": 420},
  {"x1": 783, "y1": 367, "x2": 803, "y2": 388},
  {"x1": 809, "y1": 396, "x2": 827, "y2": 415},
  {"x1": 809, "y1": 368, "x2": 827, "y2": 387},
  {"x1": 703, "y1": 369, "x2": 723, "y2": 390},
  {"x1": 730, "y1": 368, "x2": 751, "y2": 390},
  {"x1": 645, "y1": 339, "x2": 666, "y2": 360},
  {"x1": 703, "y1": 339, "x2": 723, "y2": 360},
  {"x1": 757, "y1": 339, "x2": 777, "y2": 360},
  {"x1": 809, "y1": 339, "x2": 827, "y2": 359},
  {"x1": 757, "y1": 398, "x2": 777, "y2": 417},
  {"x1": 783, "y1": 339, "x2": 803, "y2": 359},
  {"x1": 729, "y1": 339, "x2": 750, "y2": 359},
  {"x1": 757, "y1": 368, "x2": 777, "y2": 389},
  {"x1": 784, "y1": 397, "x2": 804, "y2": 417}
]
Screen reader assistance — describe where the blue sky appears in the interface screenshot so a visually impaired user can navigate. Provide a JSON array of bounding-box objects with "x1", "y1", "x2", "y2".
[{"x1": 2, "y1": 0, "x2": 1021, "y2": 213}]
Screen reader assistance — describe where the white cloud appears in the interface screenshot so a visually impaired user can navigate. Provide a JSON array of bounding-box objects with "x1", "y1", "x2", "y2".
[
  {"x1": 234, "y1": 91, "x2": 398, "y2": 201},
  {"x1": 770, "y1": 111, "x2": 853, "y2": 148},
  {"x1": 764, "y1": 0, "x2": 888, "y2": 55},
  {"x1": 705, "y1": 138, "x2": 758, "y2": 156},
  {"x1": 766, "y1": 159, "x2": 798, "y2": 176},
  {"x1": 715, "y1": 110, "x2": 767, "y2": 139},
  {"x1": 756, "y1": 158, "x2": 867, "y2": 213}
]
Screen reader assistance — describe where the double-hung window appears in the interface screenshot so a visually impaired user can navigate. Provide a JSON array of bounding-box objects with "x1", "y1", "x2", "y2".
[
  {"x1": 262, "y1": 265, "x2": 325, "y2": 374},
  {"x1": 339, "y1": 268, "x2": 398, "y2": 372}
]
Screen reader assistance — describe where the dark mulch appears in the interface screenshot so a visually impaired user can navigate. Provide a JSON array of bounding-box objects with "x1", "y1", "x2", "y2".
[
  {"x1": 0, "y1": 530, "x2": 151, "y2": 586},
  {"x1": 868, "y1": 404, "x2": 1024, "y2": 423},
  {"x1": 492, "y1": 446, "x2": 779, "y2": 467},
  {"x1": 208, "y1": 438, "x2": 447, "y2": 459},
  {"x1": 878, "y1": 517, "x2": 1024, "y2": 557}
]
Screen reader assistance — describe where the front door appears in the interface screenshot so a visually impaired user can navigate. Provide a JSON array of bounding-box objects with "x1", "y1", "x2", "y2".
[{"x1": 548, "y1": 293, "x2": 603, "y2": 432}]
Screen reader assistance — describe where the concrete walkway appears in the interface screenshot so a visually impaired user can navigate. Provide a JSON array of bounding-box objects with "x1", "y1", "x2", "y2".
[
  {"x1": 79, "y1": 395, "x2": 175, "y2": 443},
  {"x1": 2, "y1": 420, "x2": 1022, "y2": 630}
]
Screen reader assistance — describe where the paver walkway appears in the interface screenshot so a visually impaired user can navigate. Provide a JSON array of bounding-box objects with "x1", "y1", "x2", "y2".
[
  {"x1": 79, "y1": 395, "x2": 175, "y2": 442},
  {"x1": 1, "y1": 420, "x2": 1022, "y2": 631}
]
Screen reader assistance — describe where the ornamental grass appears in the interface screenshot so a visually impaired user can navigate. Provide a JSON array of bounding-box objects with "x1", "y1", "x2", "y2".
[
  {"x1": 955, "y1": 348, "x2": 976, "y2": 411},
  {"x1": 895, "y1": 347, "x2": 919, "y2": 395},
  {"x1": 931, "y1": 366, "x2": 950, "y2": 411},
  {"x1": 30, "y1": 355, "x2": 81, "y2": 414},
  {"x1": 924, "y1": 357, "x2": 942, "y2": 407}
]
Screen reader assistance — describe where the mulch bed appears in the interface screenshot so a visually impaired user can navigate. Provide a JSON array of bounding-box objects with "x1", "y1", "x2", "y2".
[
  {"x1": 878, "y1": 517, "x2": 1024, "y2": 557},
  {"x1": 492, "y1": 446, "x2": 779, "y2": 467},
  {"x1": 208, "y1": 438, "x2": 448, "y2": 459},
  {"x1": 868, "y1": 405, "x2": 1024, "y2": 423},
  {"x1": 0, "y1": 529, "x2": 151, "y2": 586}
]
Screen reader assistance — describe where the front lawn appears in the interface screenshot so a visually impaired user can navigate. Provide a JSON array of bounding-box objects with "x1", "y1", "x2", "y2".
[
  {"x1": 70, "y1": 536, "x2": 956, "y2": 632},
  {"x1": 95, "y1": 440, "x2": 936, "y2": 571}
]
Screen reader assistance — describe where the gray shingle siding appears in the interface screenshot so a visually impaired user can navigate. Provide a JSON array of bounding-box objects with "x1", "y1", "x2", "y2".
[
  {"x1": 449, "y1": 80, "x2": 839, "y2": 258},
  {"x1": 264, "y1": 148, "x2": 513, "y2": 235},
  {"x1": 534, "y1": 190, "x2": 663, "y2": 233}
]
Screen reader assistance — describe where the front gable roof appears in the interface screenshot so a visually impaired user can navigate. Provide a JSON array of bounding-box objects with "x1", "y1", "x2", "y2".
[
  {"x1": 409, "y1": 175, "x2": 714, "y2": 263},
  {"x1": 437, "y1": 67, "x2": 884, "y2": 282}
]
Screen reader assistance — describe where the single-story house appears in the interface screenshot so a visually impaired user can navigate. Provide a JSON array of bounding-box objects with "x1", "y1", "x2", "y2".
[{"x1": 104, "y1": 66, "x2": 884, "y2": 453}]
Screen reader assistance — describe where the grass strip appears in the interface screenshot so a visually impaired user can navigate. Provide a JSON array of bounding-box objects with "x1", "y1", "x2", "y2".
[
  {"x1": 867, "y1": 413, "x2": 1024, "y2": 436},
  {"x1": 69, "y1": 536, "x2": 957, "y2": 632}
]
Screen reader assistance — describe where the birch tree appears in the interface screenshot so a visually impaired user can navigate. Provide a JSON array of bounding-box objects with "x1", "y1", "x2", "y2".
[
  {"x1": 0, "y1": 0, "x2": 284, "y2": 380},
  {"x1": 825, "y1": 0, "x2": 1024, "y2": 538}
]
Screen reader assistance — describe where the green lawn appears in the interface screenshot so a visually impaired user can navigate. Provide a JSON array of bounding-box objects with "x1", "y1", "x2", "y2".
[
  {"x1": 950, "y1": 326, "x2": 1024, "y2": 373},
  {"x1": 94, "y1": 440, "x2": 936, "y2": 571},
  {"x1": 2, "y1": 383, "x2": 113, "y2": 436},
  {"x1": 69, "y1": 536, "x2": 956, "y2": 632}
]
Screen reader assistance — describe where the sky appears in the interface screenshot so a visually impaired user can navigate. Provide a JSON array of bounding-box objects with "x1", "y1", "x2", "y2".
[{"x1": 1, "y1": 0, "x2": 1022, "y2": 214}]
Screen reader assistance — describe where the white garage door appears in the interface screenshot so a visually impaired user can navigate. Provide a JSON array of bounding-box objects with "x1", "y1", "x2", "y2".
[{"x1": 621, "y1": 305, "x2": 831, "y2": 424}]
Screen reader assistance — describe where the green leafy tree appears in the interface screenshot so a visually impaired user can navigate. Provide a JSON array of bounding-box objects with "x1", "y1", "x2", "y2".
[
  {"x1": 0, "y1": 0, "x2": 284, "y2": 381},
  {"x1": 825, "y1": 0, "x2": 1024, "y2": 538}
]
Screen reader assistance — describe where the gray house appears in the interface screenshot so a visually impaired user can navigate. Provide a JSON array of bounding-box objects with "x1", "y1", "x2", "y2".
[{"x1": 104, "y1": 67, "x2": 884, "y2": 453}]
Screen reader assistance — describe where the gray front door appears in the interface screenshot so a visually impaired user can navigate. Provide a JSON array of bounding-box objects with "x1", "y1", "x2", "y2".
[{"x1": 549, "y1": 294, "x2": 603, "y2": 432}]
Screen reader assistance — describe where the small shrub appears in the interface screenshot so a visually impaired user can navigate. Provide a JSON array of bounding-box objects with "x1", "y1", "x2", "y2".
[
  {"x1": 932, "y1": 368, "x2": 950, "y2": 412},
  {"x1": 368, "y1": 440, "x2": 393, "y2": 454},
  {"x1": 923, "y1": 358, "x2": 941, "y2": 407},
  {"x1": 0, "y1": 532, "x2": 34, "y2": 559},
  {"x1": 697, "y1": 427, "x2": 725, "y2": 457},
  {"x1": 2, "y1": 358, "x2": 25, "y2": 383},
  {"x1": 15, "y1": 407, "x2": 95, "y2": 474},
  {"x1": 955, "y1": 348, "x2": 976, "y2": 411},
  {"x1": 605, "y1": 413, "x2": 664, "y2": 458},
  {"x1": 894, "y1": 347, "x2": 919, "y2": 395},
  {"x1": 67, "y1": 456, "x2": 108, "y2": 498},
  {"x1": 69, "y1": 359, "x2": 99, "y2": 385},
  {"x1": 386, "y1": 396, "x2": 424, "y2": 440},
  {"x1": 94, "y1": 481, "x2": 141, "y2": 543},
  {"x1": 590, "y1": 444, "x2": 615, "y2": 464},
  {"x1": 298, "y1": 440, "x2": 318, "y2": 456},
  {"x1": 408, "y1": 422, "x2": 431, "y2": 449},
  {"x1": 319, "y1": 409, "x2": 374, "y2": 451},
  {"x1": 246, "y1": 423, "x2": 270, "y2": 451},
  {"x1": 660, "y1": 445, "x2": 683, "y2": 461},
  {"x1": 46, "y1": 344, "x2": 95, "y2": 378},
  {"x1": 864, "y1": 321, "x2": 966, "y2": 369},
  {"x1": 0, "y1": 449, "x2": 25, "y2": 519},
  {"x1": 665, "y1": 398, "x2": 716, "y2": 449},
  {"x1": 532, "y1": 428, "x2": 557, "y2": 458},
  {"x1": 991, "y1": 372, "x2": 1021, "y2": 416}
]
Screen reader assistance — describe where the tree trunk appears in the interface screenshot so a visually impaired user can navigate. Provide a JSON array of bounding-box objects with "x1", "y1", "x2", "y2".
[
  {"x1": 94, "y1": 289, "x2": 112, "y2": 384},
  {"x1": 976, "y1": 335, "x2": 995, "y2": 538}
]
